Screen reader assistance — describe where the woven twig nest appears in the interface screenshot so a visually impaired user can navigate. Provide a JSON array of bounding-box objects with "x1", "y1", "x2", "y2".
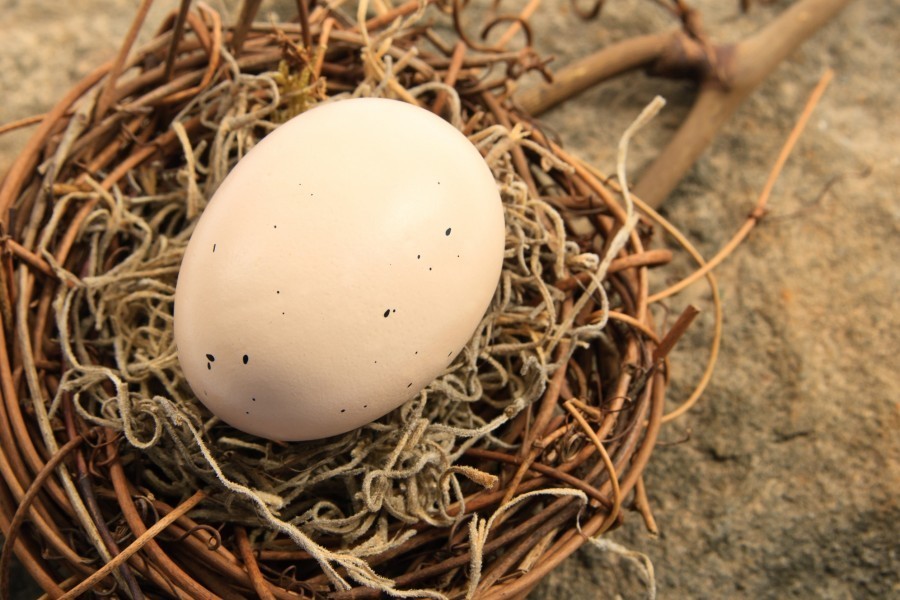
[{"x1": 0, "y1": 2, "x2": 696, "y2": 598}]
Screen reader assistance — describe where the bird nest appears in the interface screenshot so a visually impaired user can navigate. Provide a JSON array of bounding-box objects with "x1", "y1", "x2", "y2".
[{"x1": 0, "y1": 1, "x2": 716, "y2": 598}]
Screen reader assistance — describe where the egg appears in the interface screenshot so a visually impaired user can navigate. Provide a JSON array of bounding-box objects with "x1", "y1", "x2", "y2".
[{"x1": 174, "y1": 98, "x2": 505, "y2": 441}]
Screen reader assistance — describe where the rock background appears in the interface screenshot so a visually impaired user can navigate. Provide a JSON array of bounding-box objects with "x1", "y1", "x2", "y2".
[{"x1": 1, "y1": 0, "x2": 897, "y2": 598}]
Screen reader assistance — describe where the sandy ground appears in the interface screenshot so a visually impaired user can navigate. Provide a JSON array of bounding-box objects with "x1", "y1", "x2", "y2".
[{"x1": 1, "y1": 0, "x2": 897, "y2": 598}]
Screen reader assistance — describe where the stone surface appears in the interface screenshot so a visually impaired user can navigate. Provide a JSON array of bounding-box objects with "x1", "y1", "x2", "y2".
[{"x1": 0, "y1": 1, "x2": 897, "y2": 598}]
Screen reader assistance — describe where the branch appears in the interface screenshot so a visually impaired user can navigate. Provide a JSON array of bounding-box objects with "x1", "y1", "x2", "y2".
[
  {"x1": 633, "y1": 0, "x2": 855, "y2": 207},
  {"x1": 515, "y1": 0, "x2": 855, "y2": 208},
  {"x1": 516, "y1": 30, "x2": 674, "y2": 116}
]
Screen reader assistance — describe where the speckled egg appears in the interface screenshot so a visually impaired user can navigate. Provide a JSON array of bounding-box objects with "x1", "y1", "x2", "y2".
[{"x1": 174, "y1": 98, "x2": 505, "y2": 441}]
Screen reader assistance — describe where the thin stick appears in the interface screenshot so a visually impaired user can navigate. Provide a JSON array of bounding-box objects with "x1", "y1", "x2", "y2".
[
  {"x1": 649, "y1": 68, "x2": 834, "y2": 303},
  {"x1": 63, "y1": 399, "x2": 143, "y2": 600},
  {"x1": 163, "y1": 0, "x2": 193, "y2": 81},
  {"x1": 517, "y1": 31, "x2": 672, "y2": 116},
  {"x1": 555, "y1": 249, "x2": 673, "y2": 291},
  {"x1": 652, "y1": 304, "x2": 700, "y2": 362},
  {"x1": 60, "y1": 491, "x2": 205, "y2": 599},
  {"x1": 634, "y1": 475, "x2": 659, "y2": 536},
  {"x1": 296, "y1": 0, "x2": 312, "y2": 51},
  {"x1": 231, "y1": 0, "x2": 263, "y2": 55},
  {"x1": 519, "y1": 303, "x2": 573, "y2": 458},
  {"x1": 95, "y1": 0, "x2": 155, "y2": 119},
  {"x1": 563, "y1": 400, "x2": 620, "y2": 534},
  {"x1": 494, "y1": 0, "x2": 542, "y2": 49},
  {"x1": 432, "y1": 41, "x2": 466, "y2": 116},
  {"x1": 236, "y1": 527, "x2": 276, "y2": 600},
  {"x1": 465, "y1": 448, "x2": 612, "y2": 509},
  {"x1": 0, "y1": 114, "x2": 47, "y2": 137},
  {"x1": 597, "y1": 310, "x2": 660, "y2": 343},
  {"x1": 1, "y1": 238, "x2": 58, "y2": 281},
  {"x1": 107, "y1": 440, "x2": 215, "y2": 598},
  {"x1": 312, "y1": 18, "x2": 335, "y2": 79},
  {"x1": 0, "y1": 437, "x2": 83, "y2": 600},
  {"x1": 351, "y1": 0, "x2": 421, "y2": 32}
]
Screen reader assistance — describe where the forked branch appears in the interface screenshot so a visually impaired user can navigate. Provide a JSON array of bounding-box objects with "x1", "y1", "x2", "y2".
[{"x1": 517, "y1": 0, "x2": 855, "y2": 208}]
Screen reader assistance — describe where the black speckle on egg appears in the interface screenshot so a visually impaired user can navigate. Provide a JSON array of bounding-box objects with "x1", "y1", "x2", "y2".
[
  {"x1": 407, "y1": 383, "x2": 412, "y2": 388},
  {"x1": 206, "y1": 354, "x2": 215, "y2": 361},
  {"x1": 448, "y1": 351, "x2": 453, "y2": 357},
  {"x1": 213, "y1": 243, "x2": 216, "y2": 253},
  {"x1": 243, "y1": 354, "x2": 249, "y2": 364},
  {"x1": 277, "y1": 290, "x2": 280, "y2": 294},
  {"x1": 392, "y1": 309, "x2": 396, "y2": 314},
  {"x1": 364, "y1": 404, "x2": 368, "y2": 408},
  {"x1": 341, "y1": 409, "x2": 346, "y2": 413},
  {"x1": 383, "y1": 309, "x2": 390, "y2": 318},
  {"x1": 437, "y1": 181, "x2": 441, "y2": 185},
  {"x1": 207, "y1": 362, "x2": 211, "y2": 370},
  {"x1": 414, "y1": 351, "x2": 418, "y2": 355},
  {"x1": 445, "y1": 227, "x2": 452, "y2": 236},
  {"x1": 274, "y1": 225, "x2": 277, "y2": 229},
  {"x1": 246, "y1": 411, "x2": 250, "y2": 415},
  {"x1": 429, "y1": 267, "x2": 432, "y2": 271},
  {"x1": 417, "y1": 254, "x2": 421, "y2": 259}
]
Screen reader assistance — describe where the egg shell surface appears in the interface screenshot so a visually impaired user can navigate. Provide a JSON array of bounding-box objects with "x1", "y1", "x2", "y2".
[{"x1": 174, "y1": 98, "x2": 505, "y2": 441}]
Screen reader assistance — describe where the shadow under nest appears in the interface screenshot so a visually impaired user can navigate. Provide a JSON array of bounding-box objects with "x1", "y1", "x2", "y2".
[{"x1": 0, "y1": 2, "x2": 673, "y2": 598}]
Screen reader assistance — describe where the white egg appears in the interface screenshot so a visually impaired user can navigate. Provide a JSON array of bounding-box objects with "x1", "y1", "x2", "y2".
[{"x1": 174, "y1": 98, "x2": 505, "y2": 441}]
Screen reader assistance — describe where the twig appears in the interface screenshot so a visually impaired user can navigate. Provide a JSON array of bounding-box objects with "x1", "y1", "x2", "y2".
[
  {"x1": 236, "y1": 527, "x2": 276, "y2": 600},
  {"x1": 516, "y1": 31, "x2": 673, "y2": 116},
  {"x1": 1, "y1": 238, "x2": 58, "y2": 281},
  {"x1": 163, "y1": 0, "x2": 193, "y2": 81},
  {"x1": 554, "y1": 249, "x2": 673, "y2": 292},
  {"x1": 64, "y1": 398, "x2": 143, "y2": 600},
  {"x1": 634, "y1": 475, "x2": 659, "y2": 536},
  {"x1": 652, "y1": 304, "x2": 700, "y2": 362},
  {"x1": 0, "y1": 113, "x2": 48, "y2": 137},
  {"x1": 464, "y1": 448, "x2": 612, "y2": 509},
  {"x1": 296, "y1": 0, "x2": 312, "y2": 51},
  {"x1": 563, "y1": 400, "x2": 620, "y2": 535},
  {"x1": 95, "y1": 0, "x2": 155, "y2": 119},
  {"x1": 494, "y1": 0, "x2": 543, "y2": 49},
  {"x1": 350, "y1": 0, "x2": 421, "y2": 32},
  {"x1": 231, "y1": 0, "x2": 263, "y2": 55},
  {"x1": 60, "y1": 491, "x2": 206, "y2": 599},
  {"x1": 107, "y1": 439, "x2": 214, "y2": 598},
  {"x1": 649, "y1": 68, "x2": 834, "y2": 302},
  {"x1": 312, "y1": 17, "x2": 334, "y2": 79},
  {"x1": 0, "y1": 437, "x2": 83, "y2": 600},
  {"x1": 432, "y1": 41, "x2": 466, "y2": 116}
]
